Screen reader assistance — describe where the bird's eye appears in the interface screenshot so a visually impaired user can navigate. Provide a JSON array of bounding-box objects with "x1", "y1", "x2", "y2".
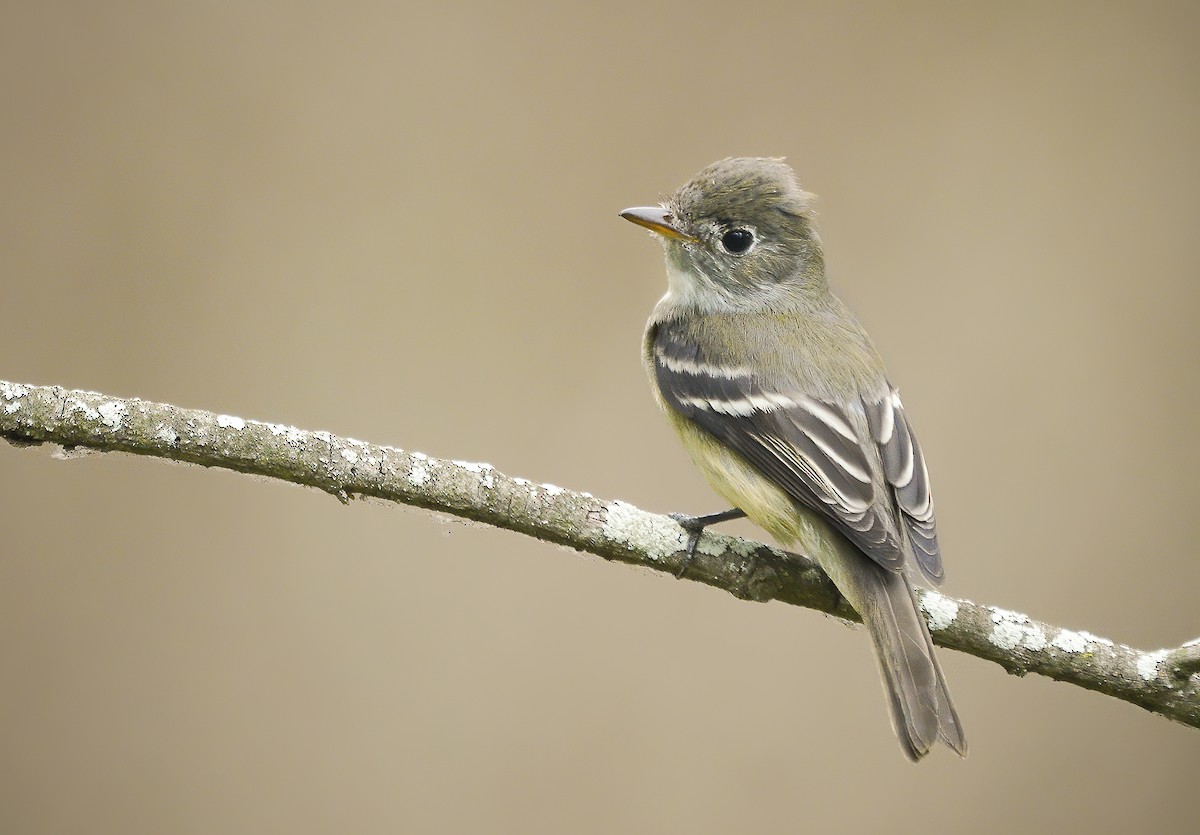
[{"x1": 720, "y1": 228, "x2": 755, "y2": 255}]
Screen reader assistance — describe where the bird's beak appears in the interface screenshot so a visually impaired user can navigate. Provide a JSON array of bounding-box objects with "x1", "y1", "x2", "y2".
[{"x1": 619, "y1": 206, "x2": 698, "y2": 242}]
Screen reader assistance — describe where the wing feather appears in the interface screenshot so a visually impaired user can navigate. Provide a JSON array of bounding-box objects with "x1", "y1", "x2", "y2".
[
  {"x1": 653, "y1": 322, "x2": 945, "y2": 583},
  {"x1": 653, "y1": 325, "x2": 905, "y2": 572},
  {"x1": 866, "y1": 391, "x2": 943, "y2": 583}
]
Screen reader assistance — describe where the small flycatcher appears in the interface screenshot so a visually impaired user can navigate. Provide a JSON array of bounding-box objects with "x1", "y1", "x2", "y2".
[{"x1": 621, "y1": 157, "x2": 965, "y2": 761}]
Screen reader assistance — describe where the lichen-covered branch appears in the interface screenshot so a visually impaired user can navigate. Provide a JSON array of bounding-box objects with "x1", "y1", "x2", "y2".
[{"x1": 2, "y1": 379, "x2": 1198, "y2": 730}]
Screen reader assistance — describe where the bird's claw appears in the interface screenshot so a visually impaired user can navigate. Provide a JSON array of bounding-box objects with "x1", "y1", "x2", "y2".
[
  {"x1": 668, "y1": 513, "x2": 706, "y2": 576},
  {"x1": 667, "y1": 508, "x2": 746, "y2": 578}
]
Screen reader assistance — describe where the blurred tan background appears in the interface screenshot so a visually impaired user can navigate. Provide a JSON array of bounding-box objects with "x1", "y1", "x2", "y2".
[{"x1": 2, "y1": 2, "x2": 1198, "y2": 832}]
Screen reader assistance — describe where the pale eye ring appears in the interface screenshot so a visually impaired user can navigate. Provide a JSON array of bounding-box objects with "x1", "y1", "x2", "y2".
[{"x1": 720, "y1": 227, "x2": 755, "y2": 255}]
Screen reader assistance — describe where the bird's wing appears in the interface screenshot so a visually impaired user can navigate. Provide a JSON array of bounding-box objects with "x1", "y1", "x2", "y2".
[
  {"x1": 864, "y1": 389, "x2": 943, "y2": 583},
  {"x1": 653, "y1": 323, "x2": 942, "y2": 582}
]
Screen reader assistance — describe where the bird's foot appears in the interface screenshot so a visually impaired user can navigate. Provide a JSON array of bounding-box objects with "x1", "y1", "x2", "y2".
[{"x1": 667, "y1": 508, "x2": 746, "y2": 578}]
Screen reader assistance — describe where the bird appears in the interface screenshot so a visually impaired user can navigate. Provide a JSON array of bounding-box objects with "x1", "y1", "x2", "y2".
[{"x1": 620, "y1": 157, "x2": 966, "y2": 760}]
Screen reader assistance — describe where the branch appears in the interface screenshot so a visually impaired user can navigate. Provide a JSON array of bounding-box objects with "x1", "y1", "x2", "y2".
[{"x1": 3, "y1": 379, "x2": 1198, "y2": 730}]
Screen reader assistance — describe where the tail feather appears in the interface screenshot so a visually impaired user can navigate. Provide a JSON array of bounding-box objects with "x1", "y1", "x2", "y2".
[{"x1": 856, "y1": 565, "x2": 966, "y2": 761}]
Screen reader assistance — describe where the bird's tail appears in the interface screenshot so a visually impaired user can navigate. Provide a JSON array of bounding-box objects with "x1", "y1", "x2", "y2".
[{"x1": 854, "y1": 565, "x2": 967, "y2": 761}]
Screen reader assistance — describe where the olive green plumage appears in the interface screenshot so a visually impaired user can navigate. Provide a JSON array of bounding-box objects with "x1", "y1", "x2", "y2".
[{"x1": 623, "y1": 157, "x2": 965, "y2": 761}]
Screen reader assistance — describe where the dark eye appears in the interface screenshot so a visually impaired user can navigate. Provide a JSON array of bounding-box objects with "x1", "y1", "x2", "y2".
[{"x1": 720, "y1": 228, "x2": 755, "y2": 255}]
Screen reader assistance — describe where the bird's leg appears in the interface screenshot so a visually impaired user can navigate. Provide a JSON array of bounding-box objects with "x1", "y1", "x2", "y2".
[{"x1": 668, "y1": 508, "x2": 747, "y2": 577}]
